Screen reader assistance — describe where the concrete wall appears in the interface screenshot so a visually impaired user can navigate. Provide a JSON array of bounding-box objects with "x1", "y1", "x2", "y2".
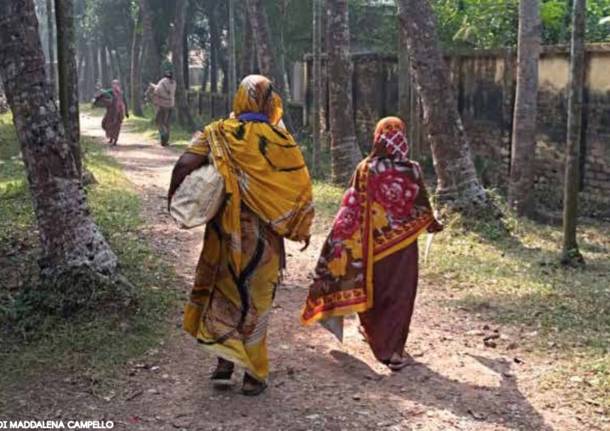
[{"x1": 302, "y1": 45, "x2": 610, "y2": 213}]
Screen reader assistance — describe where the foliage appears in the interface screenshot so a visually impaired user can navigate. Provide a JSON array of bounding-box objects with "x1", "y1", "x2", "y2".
[
  {"x1": 0, "y1": 112, "x2": 178, "y2": 399},
  {"x1": 433, "y1": 0, "x2": 610, "y2": 50}
]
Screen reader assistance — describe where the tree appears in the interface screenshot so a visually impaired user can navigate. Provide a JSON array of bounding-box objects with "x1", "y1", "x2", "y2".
[
  {"x1": 326, "y1": 0, "x2": 362, "y2": 185},
  {"x1": 55, "y1": 0, "x2": 81, "y2": 175},
  {"x1": 311, "y1": 0, "x2": 323, "y2": 176},
  {"x1": 508, "y1": 0, "x2": 541, "y2": 217},
  {"x1": 140, "y1": 0, "x2": 160, "y2": 89},
  {"x1": 46, "y1": 0, "x2": 57, "y2": 96},
  {"x1": 244, "y1": 0, "x2": 287, "y2": 97},
  {"x1": 0, "y1": 0, "x2": 120, "y2": 298},
  {"x1": 171, "y1": 0, "x2": 196, "y2": 130},
  {"x1": 208, "y1": 1, "x2": 220, "y2": 93},
  {"x1": 396, "y1": 0, "x2": 488, "y2": 211},
  {"x1": 99, "y1": 43, "x2": 110, "y2": 87},
  {"x1": 227, "y1": 0, "x2": 237, "y2": 94},
  {"x1": 562, "y1": 0, "x2": 587, "y2": 265},
  {"x1": 130, "y1": 5, "x2": 144, "y2": 116}
]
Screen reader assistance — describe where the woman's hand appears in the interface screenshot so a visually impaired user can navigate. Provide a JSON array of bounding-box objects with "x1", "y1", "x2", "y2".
[
  {"x1": 168, "y1": 152, "x2": 207, "y2": 211},
  {"x1": 427, "y1": 219, "x2": 444, "y2": 233}
]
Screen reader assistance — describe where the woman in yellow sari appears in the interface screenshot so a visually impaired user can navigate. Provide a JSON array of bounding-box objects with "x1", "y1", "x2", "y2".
[{"x1": 169, "y1": 75, "x2": 314, "y2": 395}]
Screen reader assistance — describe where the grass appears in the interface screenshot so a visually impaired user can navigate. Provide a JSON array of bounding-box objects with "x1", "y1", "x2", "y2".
[
  {"x1": 0, "y1": 112, "x2": 179, "y2": 407},
  {"x1": 310, "y1": 177, "x2": 609, "y2": 415},
  {"x1": 422, "y1": 200, "x2": 610, "y2": 416},
  {"x1": 123, "y1": 105, "x2": 196, "y2": 151},
  {"x1": 2, "y1": 106, "x2": 608, "y2": 419}
]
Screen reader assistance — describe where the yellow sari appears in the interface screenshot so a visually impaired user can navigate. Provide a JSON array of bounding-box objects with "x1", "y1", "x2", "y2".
[{"x1": 183, "y1": 75, "x2": 313, "y2": 381}]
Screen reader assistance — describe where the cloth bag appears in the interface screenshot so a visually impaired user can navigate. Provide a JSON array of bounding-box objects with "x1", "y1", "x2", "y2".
[{"x1": 170, "y1": 163, "x2": 225, "y2": 229}]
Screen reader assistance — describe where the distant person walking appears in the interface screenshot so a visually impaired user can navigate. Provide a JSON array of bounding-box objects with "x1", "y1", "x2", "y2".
[
  {"x1": 94, "y1": 79, "x2": 129, "y2": 146},
  {"x1": 150, "y1": 70, "x2": 176, "y2": 146}
]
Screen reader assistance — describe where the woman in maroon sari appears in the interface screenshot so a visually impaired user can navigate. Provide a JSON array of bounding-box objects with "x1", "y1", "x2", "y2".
[
  {"x1": 100, "y1": 80, "x2": 129, "y2": 146},
  {"x1": 302, "y1": 117, "x2": 442, "y2": 370}
]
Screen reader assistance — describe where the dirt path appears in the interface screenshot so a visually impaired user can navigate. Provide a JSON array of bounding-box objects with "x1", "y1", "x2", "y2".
[{"x1": 13, "y1": 114, "x2": 592, "y2": 430}]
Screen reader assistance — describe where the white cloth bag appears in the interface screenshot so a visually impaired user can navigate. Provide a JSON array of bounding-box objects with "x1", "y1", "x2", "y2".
[{"x1": 170, "y1": 163, "x2": 225, "y2": 229}]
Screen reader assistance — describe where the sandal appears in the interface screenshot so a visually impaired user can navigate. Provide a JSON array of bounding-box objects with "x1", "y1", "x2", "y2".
[
  {"x1": 386, "y1": 354, "x2": 415, "y2": 372},
  {"x1": 210, "y1": 358, "x2": 234, "y2": 385},
  {"x1": 241, "y1": 373, "x2": 267, "y2": 396}
]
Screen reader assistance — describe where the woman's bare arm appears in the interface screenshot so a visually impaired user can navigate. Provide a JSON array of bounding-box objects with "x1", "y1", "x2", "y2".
[{"x1": 167, "y1": 152, "x2": 207, "y2": 210}]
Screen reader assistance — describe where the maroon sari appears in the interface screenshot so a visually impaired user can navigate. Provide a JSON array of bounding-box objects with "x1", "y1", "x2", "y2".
[
  {"x1": 101, "y1": 82, "x2": 127, "y2": 144},
  {"x1": 302, "y1": 117, "x2": 442, "y2": 365}
]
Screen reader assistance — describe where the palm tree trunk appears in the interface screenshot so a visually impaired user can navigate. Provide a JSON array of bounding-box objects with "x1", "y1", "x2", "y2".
[
  {"x1": 508, "y1": 0, "x2": 540, "y2": 217},
  {"x1": 130, "y1": 6, "x2": 144, "y2": 116},
  {"x1": 311, "y1": 0, "x2": 323, "y2": 175},
  {"x1": 244, "y1": 0, "x2": 286, "y2": 97},
  {"x1": 227, "y1": 0, "x2": 237, "y2": 94},
  {"x1": 46, "y1": 0, "x2": 56, "y2": 97},
  {"x1": 326, "y1": 0, "x2": 361, "y2": 185},
  {"x1": 99, "y1": 43, "x2": 110, "y2": 87},
  {"x1": 209, "y1": 6, "x2": 219, "y2": 93},
  {"x1": 54, "y1": 0, "x2": 81, "y2": 175},
  {"x1": 171, "y1": 0, "x2": 196, "y2": 129},
  {"x1": 396, "y1": 0, "x2": 488, "y2": 211},
  {"x1": 561, "y1": 0, "x2": 587, "y2": 265},
  {"x1": 140, "y1": 0, "x2": 160, "y2": 88},
  {"x1": 0, "y1": 0, "x2": 119, "y2": 290}
]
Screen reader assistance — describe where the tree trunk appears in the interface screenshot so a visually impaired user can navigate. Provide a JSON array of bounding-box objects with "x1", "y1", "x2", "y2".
[
  {"x1": 227, "y1": 0, "x2": 237, "y2": 94},
  {"x1": 140, "y1": 0, "x2": 160, "y2": 88},
  {"x1": 278, "y1": 0, "x2": 291, "y2": 99},
  {"x1": 182, "y1": 26, "x2": 189, "y2": 90},
  {"x1": 209, "y1": 6, "x2": 219, "y2": 93},
  {"x1": 241, "y1": 10, "x2": 257, "y2": 76},
  {"x1": 54, "y1": 0, "x2": 81, "y2": 175},
  {"x1": 130, "y1": 6, "x2": 144, "y2": 116},
  {"x1": 561, "y1": 0, "x2": 586, "y2": 265},
  {"x1": 398, "y1": 23, "x2": 418, "y2": 159},
  {"x1": 99, "y1": 43, "x2": 110, "y2": 87},
  {"x1": 171, "y1": 0, "x2": 196, "y2": 129},
  {"x1": 244, "y1": 0, "x2": 286, "y2": 97},
  {"x1": 76, "y1": 50, "x2": 86, "y2": 102},
  {"x1": 326, "y1": 0, "x2": 361, "y2": 185},
  {"x1": 508, "y1": 0, "x2": 540, "y2": 217},
  {"x1": 201, "y1": 57, "x2": 209, "y2": 91},
  {"x1": 0, "y1": 0, "x2": 119, "y2": 293},
  {"x1": 82, "y1": 43, "x2": 94, "y2": 100},
  {"x1": 91, "y1": 40, "x2": 99, "y2": 86},
  {"x1": 396, "y1": 0, "x2": 488, "y2": 211},
  {"x1": 46, "y1": 0, "x2": 56, "y2": 97},
  {"x1": 311, "y1": 0, "x2": 323, "y2": 175}
]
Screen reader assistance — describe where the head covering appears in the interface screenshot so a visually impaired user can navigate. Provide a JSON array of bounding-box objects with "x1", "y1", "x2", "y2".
[
  {"x1": 232, "y1": 75, "x2": 283, "y2": 126},
  {"x1": 372, "y1": 116, "x2": 409, "y2": 160},
  {"x1": 302, "y1": 116, "x2": 433, "y2": 330}
]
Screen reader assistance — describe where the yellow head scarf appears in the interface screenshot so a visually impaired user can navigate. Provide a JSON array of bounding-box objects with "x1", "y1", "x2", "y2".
[
  {"x1": 188, "y1": 75, "x2": 313, "y2": 274},
  {"x1": 232, "y1": 75, "x2": 284, "y2": 126}
]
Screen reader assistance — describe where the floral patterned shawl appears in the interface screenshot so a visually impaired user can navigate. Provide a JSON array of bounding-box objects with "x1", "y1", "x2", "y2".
[{"x1": 301, "y1": 117, "x2": 434, "y2": 326}]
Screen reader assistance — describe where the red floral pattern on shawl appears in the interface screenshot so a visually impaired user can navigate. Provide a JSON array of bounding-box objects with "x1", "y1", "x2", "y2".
[{"x1": 302, "y1": 117, "x2": 435, "y2": 324}]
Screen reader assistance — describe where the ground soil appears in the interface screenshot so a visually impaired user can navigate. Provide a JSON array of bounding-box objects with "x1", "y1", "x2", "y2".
[{"x1": 3, "y1": 114, "x2": 603, "y2": 431}]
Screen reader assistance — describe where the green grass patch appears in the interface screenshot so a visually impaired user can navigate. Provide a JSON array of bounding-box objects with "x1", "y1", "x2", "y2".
[{"x1": 0, "y1": 112, "x2": 178, "y2": 407}]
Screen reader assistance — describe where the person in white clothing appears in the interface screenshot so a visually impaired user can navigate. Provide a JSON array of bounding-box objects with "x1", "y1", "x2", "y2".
[{"x1": 149, "y1": 70, "x2": 177, "y2": 146}]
